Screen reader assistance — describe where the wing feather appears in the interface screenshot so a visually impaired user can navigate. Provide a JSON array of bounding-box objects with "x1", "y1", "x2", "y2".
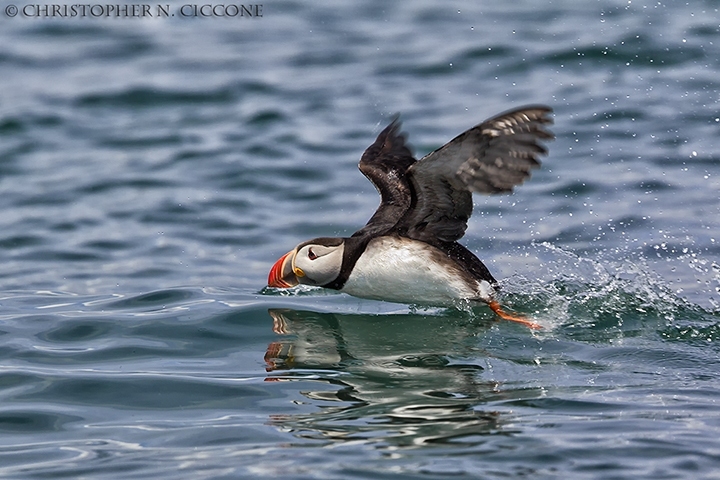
[
  {"x1": 352, "y1": 117, "x2": 417, "y2": 237},
  {"x1": 395, "y1": 106, "x2": 553, "y2": 244}
]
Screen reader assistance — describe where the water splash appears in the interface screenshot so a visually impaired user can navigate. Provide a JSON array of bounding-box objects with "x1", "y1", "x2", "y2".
[{"x1": 499, "y1": 242, "x2": 719, "y2": 341}]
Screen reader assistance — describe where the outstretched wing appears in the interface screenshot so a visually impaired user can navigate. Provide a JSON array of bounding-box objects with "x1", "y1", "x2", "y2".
[
  {"x1": 394, "y1": 105, "x2": 554, "y2": 244},
  {"x1": 352, "y1": 116, "x2": 417, "y2": 238}
]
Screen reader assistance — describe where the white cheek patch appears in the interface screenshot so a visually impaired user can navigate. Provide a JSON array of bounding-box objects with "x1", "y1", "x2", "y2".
[{"x1": 295, "y1": 243, "x2": 344, "y2": 286}]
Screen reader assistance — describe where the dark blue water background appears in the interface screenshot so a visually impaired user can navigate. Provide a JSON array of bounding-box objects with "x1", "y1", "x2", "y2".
[{"x1": 1, "y1": 1, "x2": 720, "y2": 478}]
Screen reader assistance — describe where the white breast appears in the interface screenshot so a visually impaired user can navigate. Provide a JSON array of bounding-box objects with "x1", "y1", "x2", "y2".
[{"x1": 341, "y1": 236, "x2": 494, "y2": 306}]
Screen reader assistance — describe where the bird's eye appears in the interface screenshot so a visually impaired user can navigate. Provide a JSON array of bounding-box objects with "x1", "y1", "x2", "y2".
[{"x1": 308, "y1": 248, "x2": 318, "y2": 260}]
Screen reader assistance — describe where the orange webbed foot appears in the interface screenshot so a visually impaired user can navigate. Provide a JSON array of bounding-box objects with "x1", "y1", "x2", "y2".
[{"x1": 488, "y1": 300, "x2": 542, "y2": 330}]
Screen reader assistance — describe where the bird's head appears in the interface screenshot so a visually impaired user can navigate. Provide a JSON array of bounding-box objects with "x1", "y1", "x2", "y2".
[{"x1": 268, "y1": 237, "x2": 345, "y2": 288}]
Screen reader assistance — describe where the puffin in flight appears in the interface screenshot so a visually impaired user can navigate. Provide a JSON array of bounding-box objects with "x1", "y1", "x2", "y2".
[{"x1": 268, "y1": 106, "x2": 553, "y2": 329}]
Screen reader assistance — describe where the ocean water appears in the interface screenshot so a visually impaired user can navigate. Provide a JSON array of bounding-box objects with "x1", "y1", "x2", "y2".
[{"x1": 1, "y1": 0, "x2": 720, "y2": 478}]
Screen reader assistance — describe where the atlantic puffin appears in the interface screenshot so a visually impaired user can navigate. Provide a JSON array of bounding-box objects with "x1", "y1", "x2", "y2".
[{"x1": 268, "y1": 106, "x2": 553, "y2": 329}]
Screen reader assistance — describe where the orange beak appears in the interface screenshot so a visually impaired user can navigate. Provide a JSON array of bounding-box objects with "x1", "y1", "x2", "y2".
[{"x1": 268, "y1": 250, "x2": 299, "y2": 288}]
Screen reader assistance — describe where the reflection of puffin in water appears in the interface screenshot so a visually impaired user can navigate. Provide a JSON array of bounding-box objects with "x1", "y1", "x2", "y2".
[
  {"x1": 264, "y1": 308, "x2": 505, "y2": 447},
  {"x1": 268, "y1": 107, "x2": 553, "y2": 328}
]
